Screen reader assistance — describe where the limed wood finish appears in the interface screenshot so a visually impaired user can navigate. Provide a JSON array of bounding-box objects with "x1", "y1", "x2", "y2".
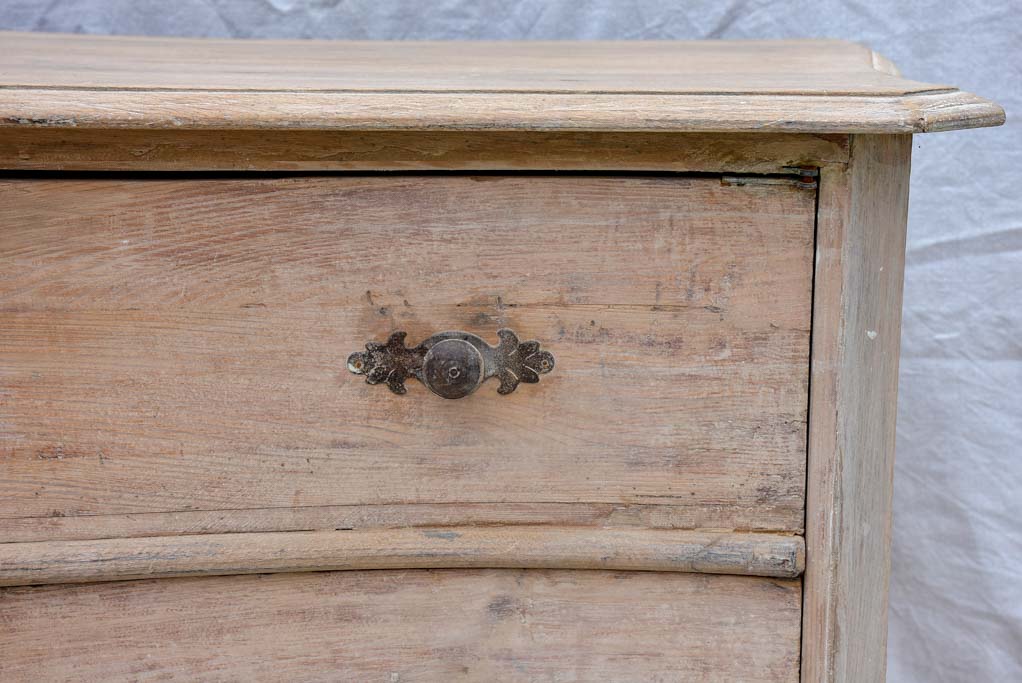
[
  {"x1": 0, "y1": 129, "x2": 850, "y2": 173},
  {"x1": 0, "y1": 501, "x2": 803, "y2": 544},
  {"x1": 0, "y1": 34, "x2": 939, "y2": 92},
  {"x1": 0, "y1": 32, "x2": 1003, "y2": 134},
  {"x1": 0, "y1": 175, "x2": 814, "y2": 534},
  {"x1": 801, "y1": 135, "x2": 912, "y2": 682},
  {"x1": 0, "y1": 33, "x2": 1006, "y2": 683},
  {"x1": 0, "y1": 569, "x2": 803, "y2": 682},
  {"x1": 0, "y1": 527, "x2": 805, "y2": 587}
]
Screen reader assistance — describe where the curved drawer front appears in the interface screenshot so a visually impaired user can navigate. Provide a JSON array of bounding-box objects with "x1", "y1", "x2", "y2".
[
  {"x1": 0, "y1": 174, "x2": 813, "y2": 541},
  {"x1": 0, "y1": 569, "x2": 802, "y2": 682}
]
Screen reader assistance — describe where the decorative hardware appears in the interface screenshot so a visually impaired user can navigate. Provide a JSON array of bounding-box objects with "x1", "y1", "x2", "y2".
[{"x1": 347, "y1": 329, "x2": 554, "y2": 399}]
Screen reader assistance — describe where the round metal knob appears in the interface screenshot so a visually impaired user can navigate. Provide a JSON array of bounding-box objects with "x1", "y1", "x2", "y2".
[{"x1": 420, "y1": 338, "x2": 484, "y2": 399}]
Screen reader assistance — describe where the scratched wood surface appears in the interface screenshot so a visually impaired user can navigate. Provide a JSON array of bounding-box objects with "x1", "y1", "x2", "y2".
[
  {"x1": 0, "y1": 569, "x2": 802, "y2": 682},
  {"x1": 0, "y1": 174, "x2": 813, "y2": 536},
  {"x1": 0, "y1": 33, "x2": 1004, "y2": 133}
]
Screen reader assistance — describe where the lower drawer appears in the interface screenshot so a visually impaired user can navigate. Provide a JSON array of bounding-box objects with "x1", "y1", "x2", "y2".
[{"x1": 0, "y1": 569, "x2": 801, "y2": 682}]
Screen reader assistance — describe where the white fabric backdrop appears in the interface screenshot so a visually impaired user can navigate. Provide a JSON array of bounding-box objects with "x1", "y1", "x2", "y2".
[{"x1": 2, "y1": 1, "x2": 1018, "y2": 679}]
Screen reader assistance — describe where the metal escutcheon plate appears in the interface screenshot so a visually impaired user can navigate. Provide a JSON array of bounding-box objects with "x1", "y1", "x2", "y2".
[{"x1": 347, "y1": 328, "x2": 554, "y2": 399}]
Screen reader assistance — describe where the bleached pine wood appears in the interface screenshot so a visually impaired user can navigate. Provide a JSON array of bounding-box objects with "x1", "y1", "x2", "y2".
[
  {"x1": 0, "y1": 32, "x2": 1003, "y2": 134},
  {"x1": 0, "y1": 33, "x2": 1004, "y2": 682},
  {"x1": 0, "y1": 87, "x2": 1001, "y2": 134},
  {"x1": 801, "y1": 134, "x2": 912, "y2": 682},
  {"x1": 0, "y1": 174, "x2": 813, "y2": 534},
  {"x1": 0, "y1": 502, "x2": 771, "y2": 544},
  {"x1": 0, "y1": 129, "x2": 849, "y2": 173},
  {"x1": 0, "y1": 569, "x2": 803, "y2": 682},
  {"x1": 0, "y1": 34, "x2": 941, "y2": 92},
  {"x1": 0, "y1": 527, "x2": 805, "y2": 587}
]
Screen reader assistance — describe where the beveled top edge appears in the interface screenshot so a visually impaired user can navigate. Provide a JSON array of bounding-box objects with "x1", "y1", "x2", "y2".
[{"x1": 0, "y1": 32, "x2": 1005, "y2": 133}]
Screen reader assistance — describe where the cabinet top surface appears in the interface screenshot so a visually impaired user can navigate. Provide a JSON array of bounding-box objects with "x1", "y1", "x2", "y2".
[{"x1": 0, "y1": 32, "x2": 1004, "y2": 133}]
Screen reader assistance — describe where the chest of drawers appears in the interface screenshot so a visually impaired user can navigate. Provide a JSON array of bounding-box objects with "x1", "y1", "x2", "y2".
[{"x1": 0, "y1": 33, "x2": 1003, "y2": 682}]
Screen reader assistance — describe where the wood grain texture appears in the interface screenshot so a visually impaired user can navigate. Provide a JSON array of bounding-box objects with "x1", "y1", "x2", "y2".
[
  {"x1": 801, "y1": 135, "x2": 911, "y2": 682},
  {"x1": 0, "y1": 34, "x2": 949, "y2": 93},
  {"x1": 0, "y1": 569, "x2": 803, "y2": 682},
  {"x1": 0, "y1": 527, "x2": 805, "y2": 586},
  {"x1": 0, "y1": 502, "x2": 783, "y2": 544},
  {"x1": 0, "y1": 88, "x2": 1002, "y2": 134},
  {"x1": 0, "y1": 32, "x2": 1003, "y2": 134},
  {"x1": 0, "y1": 129, "x2": 849, "y2": 173},
  {"x1": 0, "y1": 174, "x2": 813, "y2": 535}
]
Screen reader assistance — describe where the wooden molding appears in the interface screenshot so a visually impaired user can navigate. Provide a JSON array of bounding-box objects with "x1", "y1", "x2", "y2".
[
  {"x1": 0, "y1": 88, "x2": 1003, "y2": 134},
  {"x1": 0, "y1": 33, "x2": 1004, "y2": 135},
  {"x1": 0, "y1": 527, "x2": 805, "y2": 587},
  {"x1": 0, "y1": 129, "x2": 849, "y2": 173}
]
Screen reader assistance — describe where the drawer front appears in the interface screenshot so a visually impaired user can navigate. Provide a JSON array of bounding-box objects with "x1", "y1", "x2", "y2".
[
  {"x1": 0, "y1": 174, "x2": 813, "y2": 538},
  {"x1": 0, "y1": 569, "x2": 802, "y2": 682}
]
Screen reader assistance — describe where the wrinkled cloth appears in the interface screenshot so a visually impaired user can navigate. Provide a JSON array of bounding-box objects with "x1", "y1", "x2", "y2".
[{"x1": 2, "y1": 1, "x2": 1019, "y2": 680}]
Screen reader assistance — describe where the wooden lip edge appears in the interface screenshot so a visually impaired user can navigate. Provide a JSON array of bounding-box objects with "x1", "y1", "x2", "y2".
[
  {"x1": 0, "y1": 90, "x2": 1004, "y2": 134},
  {"x1": 0, "y1": 129, "x2": 851, "y2": 173},
  {"x1": 0, "y1": 527, "x2": 805, "y2": 587}
]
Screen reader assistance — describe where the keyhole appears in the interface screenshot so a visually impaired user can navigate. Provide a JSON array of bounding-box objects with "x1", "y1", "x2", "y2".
[{"x1": 448, "y1": 366, "x2": 461, "y2": 379}]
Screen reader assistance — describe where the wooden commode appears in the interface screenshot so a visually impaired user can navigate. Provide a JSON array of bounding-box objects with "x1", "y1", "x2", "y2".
[{"x1": 0, "y1": 33, "x2": 1004, "y2": 682}]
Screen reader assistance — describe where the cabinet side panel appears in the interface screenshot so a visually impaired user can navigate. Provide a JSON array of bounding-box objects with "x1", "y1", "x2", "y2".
[{"x1": 803, "y1": 134, "x2": 911, "y2": 682}]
